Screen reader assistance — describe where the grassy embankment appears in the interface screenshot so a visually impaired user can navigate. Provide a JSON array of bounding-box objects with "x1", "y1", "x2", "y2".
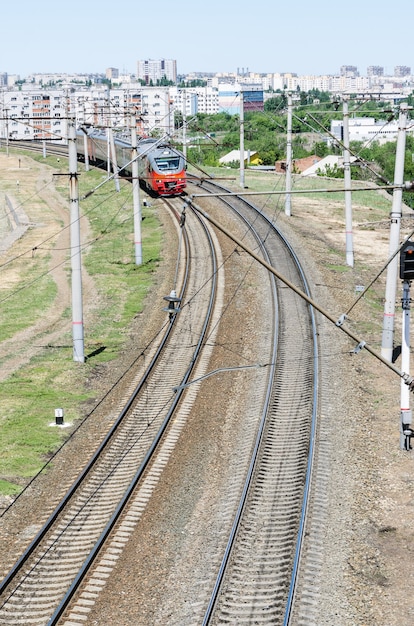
[{"x1": 0, "y1": 151, "x2": 163, "y2": 496}]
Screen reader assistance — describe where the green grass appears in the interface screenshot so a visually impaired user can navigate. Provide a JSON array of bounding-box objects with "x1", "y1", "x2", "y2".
[
  {"x1": 0, "y1": 152, "x2": 164, "y2": 494},
  {"x1": 0, "y1": 270, "x2": 57, "y2": 342},
  {"x1": 199, "y1": 166, "x2": 394, "y2": 223}
]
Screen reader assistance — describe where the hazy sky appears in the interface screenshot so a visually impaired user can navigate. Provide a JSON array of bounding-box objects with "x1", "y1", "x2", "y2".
[{"x1": 2, "y1": 0, "x2": 413, "y2": 77}]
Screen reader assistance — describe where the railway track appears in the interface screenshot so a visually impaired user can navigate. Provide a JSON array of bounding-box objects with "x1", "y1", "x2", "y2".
[
  {"x1": 0, "y1": 196, "x2": 225, "y2": 625},
  {"x1": 184, "y1": 181, "x2": 322, "y2": 625},
  {"x1": 1, "y1": 145, "x2": 330, "y2": 624}
]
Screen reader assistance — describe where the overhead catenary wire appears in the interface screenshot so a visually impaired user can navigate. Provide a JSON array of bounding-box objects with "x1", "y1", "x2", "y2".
[{"x1": 187, "y1": 197, "x2": 414, "y2": 390}]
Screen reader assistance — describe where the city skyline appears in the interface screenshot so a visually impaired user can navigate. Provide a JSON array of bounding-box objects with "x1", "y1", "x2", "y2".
[{"x1": 1, "y1": 0, "x2": 413, "y2": 78}]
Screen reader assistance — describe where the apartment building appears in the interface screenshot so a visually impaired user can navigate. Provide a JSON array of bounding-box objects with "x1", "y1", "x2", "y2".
[
  {"x1": 137, "y1": 59, "x2": 177, "y2": 85},
  {"x1": 0, "y1": 85, "x2": 177, "y2": 142},
  {"x1": 2, "y1": 88, "x2": 67, "y2": 142}
]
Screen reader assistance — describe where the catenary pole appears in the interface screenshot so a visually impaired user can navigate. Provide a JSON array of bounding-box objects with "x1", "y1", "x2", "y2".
[
  {"x1": 83, "y1": 130, "x2": 89, "y2": 171},
  {"x1": 130, "y1": 112, "x2": 143, "y2": 265},
  {"x1": 82, "y1": 100, "x2": 90, "y2": 172},
  {"x1": 342, "y1": 96, "x2": 354, "y2": 267},
  {"x1": 108, "y1": 127, "x2": 120, "y2": 192},
  {"x1": 182, "y1": 90, "x2": 187, "y2": 162},
  {"x1": 285, "y1": 92, "x2": 292, "y2": 216},
  {"x1": 381, "y1": 103, "x2": 409, "y2": 361},
  {"x1": 68, "y1": 119, "x2": 85, "y2": 363},
  {"x1": 239, "y1": 90, "x2": 245, "y2": 189}
]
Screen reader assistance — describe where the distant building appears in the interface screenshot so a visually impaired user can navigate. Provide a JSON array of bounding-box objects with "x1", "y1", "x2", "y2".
[
  {"x1": 2, "y1": 89, "x2": 66, "y2": 141},
  {"x1": 106, "y1": 68, "x2": 119, "y2": 81},
  {"x1": 276, "y1": 155, "x2": 322, "y2": 174},
  {"x1": 367, "y1": 66, "x2": 384, "y2": 76},
  {"x1": 331, "y1": 116, "x2": 414, "y2": 145},
  {"x1": 0, "y1": 85, "x2": 175, "y2": 141},
  {"x1": 395, "y1": 66, "x2": 411, "y2": 77},
  {"x1": 137, "y1": 59, "x2": 177, "y2": 85},
  {"x1": 340, "y1": 65, "x2": 359, "y2": 77},
  {"x1": 219, "y1": 150, "x2": 261, "y2": 166},
  {"x1": 169, "y1": 86, "x2": 219, "y2": 115}
]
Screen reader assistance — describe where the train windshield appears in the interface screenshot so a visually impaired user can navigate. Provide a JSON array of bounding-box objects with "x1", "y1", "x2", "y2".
[{"x1": 155, "y1": 157, "x2": 180, "y2": 170}]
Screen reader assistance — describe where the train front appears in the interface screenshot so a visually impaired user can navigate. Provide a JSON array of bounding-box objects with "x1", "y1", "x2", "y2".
[{"x1": 149, "y1": 146, "x2": 186, "y2": 196}]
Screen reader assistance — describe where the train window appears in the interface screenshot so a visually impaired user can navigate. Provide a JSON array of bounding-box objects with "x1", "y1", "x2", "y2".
[{"x1": 155, "y1": 157, "x2": 180, "y2": 170}]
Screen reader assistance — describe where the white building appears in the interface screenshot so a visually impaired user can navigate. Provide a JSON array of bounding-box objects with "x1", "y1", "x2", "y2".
[
  {"x1": 137, "y1": 59, "x2": 177, "y2": 85},
  {"x1": 169, "y1": 86, "x2": 219, "y2": 116},
  {"x1": 331, "y1": 116, "x2": 414, "y2": 145},
  {"x1": 1, "y1": 89, "x2": 67, "y2": 142},
  {"x1": 0, "y1": 85, "x2": 175, "y2": 142}
]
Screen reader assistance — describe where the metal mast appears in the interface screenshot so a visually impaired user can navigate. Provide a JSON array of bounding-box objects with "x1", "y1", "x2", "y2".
[
  {"x1": 285, "y1": 92, "x2": 292, "y2": 216},
  {"x1": 381, "y1": 103, "x2": 408, "y2": 361},
  {"x1": 130, "y1": 112, "x2": 143, "y2": 265},
  {"x1": 239, "y1": 90, "x2": 245, "y2": 189},
  {"x1": 68, "y1": 119, "x2": 85, "y2": 363},
  {"x1": 342, "y1": 96, "x2": 354, "y2": 267}
]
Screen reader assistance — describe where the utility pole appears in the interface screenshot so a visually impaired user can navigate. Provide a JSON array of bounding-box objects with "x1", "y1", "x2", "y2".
[
  {"x1": 108, "y1": 127, "x2": 120, "y2": 192},
  {"x1": 130, "y1": 112, "x2": 143, "y2": 265},
  {"x1": 285, "y1": 92, "x2": 292, "y2": 216},
  {"x1": 182, "y1": 90, "x2": 187, "y2": 162},
  {"x1": 68, "y1": 119, "x2": 85, "y2": 363},
  {"x1": 381, "y1": 103, "x2": 409, "y2": 361},
  {"x1": 82, "y1": 100, "x2": 90, "y2": 171},
  {"x1": 342, "y1": 96, "x2": 354, "y2": 267},
  {"x1": 239, "y1": 90, "x2": 245, "y2": 189}
]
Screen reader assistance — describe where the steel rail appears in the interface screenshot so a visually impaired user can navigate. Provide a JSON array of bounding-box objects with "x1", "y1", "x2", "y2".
[
  {"x1": 193, "y1": 179, "x2": 319, "y2": 624},
  {"x1": 0, "y1": 204, "x2": 190, "y2": 604},
  {"x1": 46, "y1": 205, "x2": 219, "y2": 625}
]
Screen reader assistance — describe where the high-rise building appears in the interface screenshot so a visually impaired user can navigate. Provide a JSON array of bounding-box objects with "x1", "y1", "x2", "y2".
[
  {"x1": 340, "y1": 65, "x2": 359, "y2": 77},
  {"x1": 367, "y1": 66, "x2": 384, "y2": 76},
  {"x1": 106, "y1": 68, "x2": 119, "y2": 80},
  {"x1": 137, "y1": 59, "x2": 177, "y2": 85},
  {"x1": 395, "y1": 66, "x2": 411, "y2": 77}
]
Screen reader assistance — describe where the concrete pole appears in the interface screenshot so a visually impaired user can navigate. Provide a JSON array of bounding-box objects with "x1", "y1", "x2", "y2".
[
  {"x1": 68, "y1": 119, "x2": 85, "y2": 363},
  {"x1": 130, "y1": 113, "x2": 143, "y2": 265},
  {"x1": 239, "y1": 91, "x2": 245, "y2": 189},
  {"x1": 109, "y1": 127, "x2": 120, "y2": 192},
  {"x1": 182, "y1": 90, "x2": 187, "y2": 162},
  {"x1": 285, "y1": 92, "x2": 292, "y2": 216},
  {"x1": 381, "y1": 103, "x2": 408, "y2": 361},
  {"x1": 83, "y1": 130, "x2": 90, "y2": 171},
  {"x1": 342, "y1": 96, "x2": 354, "y2": 266},
  {"x1": 83, "y1": 101, "x2": 90, "y2": 172},
  {"x1": 400, "y1": 280, "x2": 411, "y2": 449}
]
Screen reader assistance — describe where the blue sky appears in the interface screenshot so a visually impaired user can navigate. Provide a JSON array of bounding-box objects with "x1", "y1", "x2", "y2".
[{"x1": 2, "y1": 0, "x2": 413, "y2": 78}]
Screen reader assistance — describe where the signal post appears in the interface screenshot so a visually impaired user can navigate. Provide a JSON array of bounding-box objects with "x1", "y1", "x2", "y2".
[{"x1": 399, "y1": 241, "x2": 414, "y2": 449}]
